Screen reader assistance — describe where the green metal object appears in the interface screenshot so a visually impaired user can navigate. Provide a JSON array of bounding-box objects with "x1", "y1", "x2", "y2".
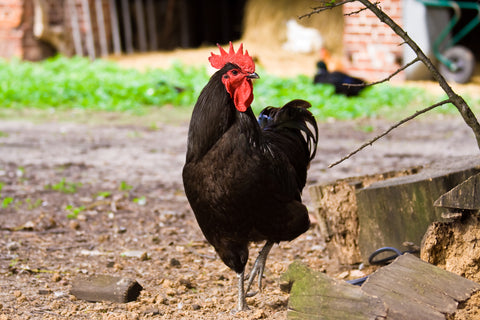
[{"x1": 417, "y1": 0, "x2": 480, "y2": 72}]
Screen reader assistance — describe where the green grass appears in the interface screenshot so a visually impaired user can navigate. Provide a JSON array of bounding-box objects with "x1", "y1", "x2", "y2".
[{"x1": 1, "y1": 55, "x2": 474, "y2": 121}]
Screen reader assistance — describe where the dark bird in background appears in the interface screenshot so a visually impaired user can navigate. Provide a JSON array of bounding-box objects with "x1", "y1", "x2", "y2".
[
  {"x1": 313, "y1": 48, "x2": 365, "y2": 97},
  {"x1": 182, "y1": 42, "x2": 318, "y2": 311}
]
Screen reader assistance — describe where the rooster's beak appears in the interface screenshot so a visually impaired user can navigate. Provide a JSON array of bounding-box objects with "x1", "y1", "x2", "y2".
[{"x1": 247, "y1": 72, "x2": 259, "y2": 79}]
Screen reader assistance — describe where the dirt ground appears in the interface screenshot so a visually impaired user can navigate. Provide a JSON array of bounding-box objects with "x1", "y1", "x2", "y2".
[
  {"x1": 1, "y1": 46, "x2": 480, "y2": 319},
  {"x1": 0, "y1": 108, "x2": 478, "y2": 319}
]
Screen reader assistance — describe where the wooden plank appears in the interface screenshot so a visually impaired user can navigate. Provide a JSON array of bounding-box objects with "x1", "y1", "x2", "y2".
[
  {"x1": 281, "y1": 255, "x2": 480, "y2": 319},
  {"x1": 356, "y1": 156, "x2": 480, "y2": 263},
  {"x1": 134, "y1": 0, "x2": 147, "y2": 52},
  {"x1": 434, "y1": 173, "x2": 480, "y2": 210},
  {"x1": 94, "y1": 0, "x2": 108, "y2": 56},
  {"x1": 121, "y1": 0, "x2": 133, "y2": 54},
  {"x1": 81, "y1": 0, "x2": 96, "y2": 60},
  {"x1": 108, "y1": 0, "x2": 121, "y2": 55},
  {"x1": 70, "y1": 274, "x2": 143, "y2": 303},
  {"x1": 362, "y1": 254, "x2": 480, "y2": 319},
  {"x1": 68, "y1": 0, "x2": 83, "y2": 56},
  {"x1": 280, "y1": 261, "x2": 387, "y2": 320},
  {"x1": 145, "y1": 0, "x2": 157, "y2": 50}
]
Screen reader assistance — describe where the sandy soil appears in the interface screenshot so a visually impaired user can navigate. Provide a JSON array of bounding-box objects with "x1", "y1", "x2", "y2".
[{"x1": 0, "y1": 108, "x2": 478, "y2": 319}]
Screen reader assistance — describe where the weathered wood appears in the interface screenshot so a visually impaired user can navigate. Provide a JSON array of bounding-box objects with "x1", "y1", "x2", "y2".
[
  {"x1": 280, "y1": 261, "x2": 387, "y2": 320},
  {"x1": 120, "y1": 0, "x2": 133, "y2": 54},
  {"x1": 282, "y1": 255, "x2": 480, "y2": 319},
  {"x1": 68, "y1": 0, "x2": 83, "y2": 56},
  {"x1": 434, "y1": 173, "x2": 480, "y2": 210},
  {"x1": 81, "y1": 0, "x2": 96, "y2": 60},
  {"x1": 94, "y1": 0, "x2": 108, "y2": 56},
  {"x1": 134, "y1": 0, "x2": 147, "y2": 52},
  {"x1": 108, "y1": 0, "x2": 121, "y2": 55},
  {"x1": 308, "y1": 169, "x2": 418, "y2": 266},
  {"x1": 362, "y1": 254, "x2": 480, "y2": 320},
  {"x1": 356, "y1": 156, "x2": 480, "y2": 263},
  {"x1": 70, "y1": 274, "x2": 142, "y2": 303},
  {"x1": 145, "y1": 0, "x2": 157, "y2": 50}
]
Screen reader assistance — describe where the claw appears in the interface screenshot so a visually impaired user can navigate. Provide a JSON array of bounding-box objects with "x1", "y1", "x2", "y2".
[{"x1": 245, "y1": 241, "x2": 274, "y2": 295}]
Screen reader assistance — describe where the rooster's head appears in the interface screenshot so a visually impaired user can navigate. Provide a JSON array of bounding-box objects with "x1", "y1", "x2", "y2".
[{"x1": 209, "y1": 42, "x2": 259, "y2": 112}]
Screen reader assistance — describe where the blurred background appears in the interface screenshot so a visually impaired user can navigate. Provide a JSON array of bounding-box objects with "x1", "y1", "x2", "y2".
[{"x1": 1, "y1": 0, "x2": 479, "y2": 82}]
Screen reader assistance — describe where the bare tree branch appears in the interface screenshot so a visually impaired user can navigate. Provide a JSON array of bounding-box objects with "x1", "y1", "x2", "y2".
[
  {"x1": 303, "y1": 0, "x2": 480, "y2": 166},
  {"x1": 355, "y1": 0, "x2": 480, "y2": 148},
  {"x1": 329, "y1": 99, "x2": 452, "y2": 168},
  {"x1": 299, "y1": 0, "x2": 354, "y2": 19},
  {"x1": 345, "y1": 57, "x2": 420, "y2": 88}
]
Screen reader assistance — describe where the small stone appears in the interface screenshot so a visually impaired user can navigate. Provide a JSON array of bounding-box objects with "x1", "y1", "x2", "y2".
[
  {"x1": 6, "y1": 241, "x2": 19, "y2": 251},
  {"x1": 121, "y1": 250, "x2": 149, "y2": 261},
  {"x1": 169, "y1": 258, "x2": 181, "y2": 267},
  {"x1": 38, "y1": 289, "x2": 52, "y2": 295},
  {"x1": 54, "y1": 291, "x2": 68, "y2": 299},
  {"x1": 117, "y1": 226, "x2": 127, "y2": 234},
  {"x1": 179, "y1": 278, "x2": 194, "y2": 289},
  {"x1": 52, "y1": 273, "x2": 62, "y2": 282},
  {"x1": 143, "y1": 307, "x2": 161, "y2": 316},
  {"x1": 192, "y1": 304, "x2": 201, "y2": 310},
  {"x1": 69, "y1": 220, "x2": 80, "y2": 230}
]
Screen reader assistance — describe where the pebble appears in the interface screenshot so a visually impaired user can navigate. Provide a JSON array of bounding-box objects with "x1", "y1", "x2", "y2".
[
  {"x1": 169, "y1": 258, "x2": 181, "y2": 267},
  {"x1": 6, "y1": 241, "x2": 19, "y2": 251},
  {"x1": 54, "y1": 291, "x2": 68, "y2": 299},
  {"x1": 38, "y1": 289, "x2": 52, "y2": 295},
  {"x1": 192, "y1": 304, "x2": 201, "y2": 310},
  {"x1": 121, "y1": 250, "x2": 149, "y2": 261},
  {"x1": 51, "y1": 273, "x2": 62, "y2": 282}
]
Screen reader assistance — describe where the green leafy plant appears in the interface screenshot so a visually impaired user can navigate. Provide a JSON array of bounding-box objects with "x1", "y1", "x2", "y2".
[
  {"x1": 119, "y1": 181, "x2": 133, "y2": 192},
  {"x1": 2, "y1": 197, "x2": 14, "y2": 208},
  {"x1": 0, "y1": 56, "x2": 209, "y2": 112},
  {"x1": 65, "y1": 204, "x2": 85, "y2": 219},
  {"x1": 25, "y1": 198, "x2": 43, "y2": 210},
  {"x1": 133, "y1": 196, "x2": 146, "y2": 206},
  {"x1": 46, "y1": 178, "x2": 82, "y2": 194},
  {"x1": 95, "y1": 191, "x2": 112, "y2": 199}
]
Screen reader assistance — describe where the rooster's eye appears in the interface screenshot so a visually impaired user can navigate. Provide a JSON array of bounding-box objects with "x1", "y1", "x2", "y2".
[{"x1": 231, "y1": 70, "x2": 238, "y2": 75}]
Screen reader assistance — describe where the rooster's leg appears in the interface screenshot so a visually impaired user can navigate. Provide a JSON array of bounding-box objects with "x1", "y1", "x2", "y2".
[
  {"x1": 235, "y1": 271, "x2": 249, "y2": 312},
  {"x1": 245, "y1": 241, "x2": 274, "y2": 296}
]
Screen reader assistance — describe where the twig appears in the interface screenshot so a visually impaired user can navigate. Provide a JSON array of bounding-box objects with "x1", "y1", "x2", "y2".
[
  {"x1": 356, "y1": 0, "x2": 480, "y2": 148},
  {"x1": 329, "y1": 99, "x2": 452, "y2": 168},
  {"x1": 345, "y1": 57, "x2": 420, "y2": 88},
  {"x1": 299, "y1": 0, "x2": 354, "y2": 19},
  {"x1": 344, "y1": 1, "x2": 379, "y2": 16}
]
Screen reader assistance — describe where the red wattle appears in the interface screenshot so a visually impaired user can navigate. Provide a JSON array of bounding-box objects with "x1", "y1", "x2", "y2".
[{"x1": 233, "y1": 79, "x2": 253, "y2": 112}]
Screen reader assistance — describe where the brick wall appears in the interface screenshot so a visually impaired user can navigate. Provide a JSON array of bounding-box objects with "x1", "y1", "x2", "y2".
[
  {"x1": 343, "y1": 0, "x2": 405, "y2": 81},
  {"x1": 0, "y1": 0, "x2": 24, "y2": 59},
  {"x1": 0, "y1": 0, "x2": 111, "y2": 60}
]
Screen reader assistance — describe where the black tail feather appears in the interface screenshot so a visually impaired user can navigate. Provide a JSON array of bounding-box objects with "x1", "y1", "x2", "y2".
[{"x1": 258, "y1": 99, "x2": 318, "y2": 162}]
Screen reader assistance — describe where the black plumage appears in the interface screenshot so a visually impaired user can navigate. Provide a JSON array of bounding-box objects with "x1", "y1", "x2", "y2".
[
  {"x1": 314, "y1": 61, "x2": 366, "y2": 96},
  {"x1": 182, "y1": 62, "x2": 318, "y2": 311}
]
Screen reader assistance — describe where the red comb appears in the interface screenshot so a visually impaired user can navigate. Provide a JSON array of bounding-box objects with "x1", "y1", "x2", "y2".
[{"x1": 208, "y1": 42, "x2": 255, "y2": 73}]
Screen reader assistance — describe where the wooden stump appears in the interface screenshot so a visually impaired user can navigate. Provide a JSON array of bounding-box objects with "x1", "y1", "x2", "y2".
[{"x1": 309, "y1": 156, "x2": 480, "y2": 265}]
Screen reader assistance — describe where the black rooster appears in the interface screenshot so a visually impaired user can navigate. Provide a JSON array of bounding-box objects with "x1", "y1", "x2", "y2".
[
  {"x1": 314, "y1": 61, "x2": 365, "y2": 96},
  {"x1": 182, "y1": 43, "x2": 318, "y2": 311}
]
